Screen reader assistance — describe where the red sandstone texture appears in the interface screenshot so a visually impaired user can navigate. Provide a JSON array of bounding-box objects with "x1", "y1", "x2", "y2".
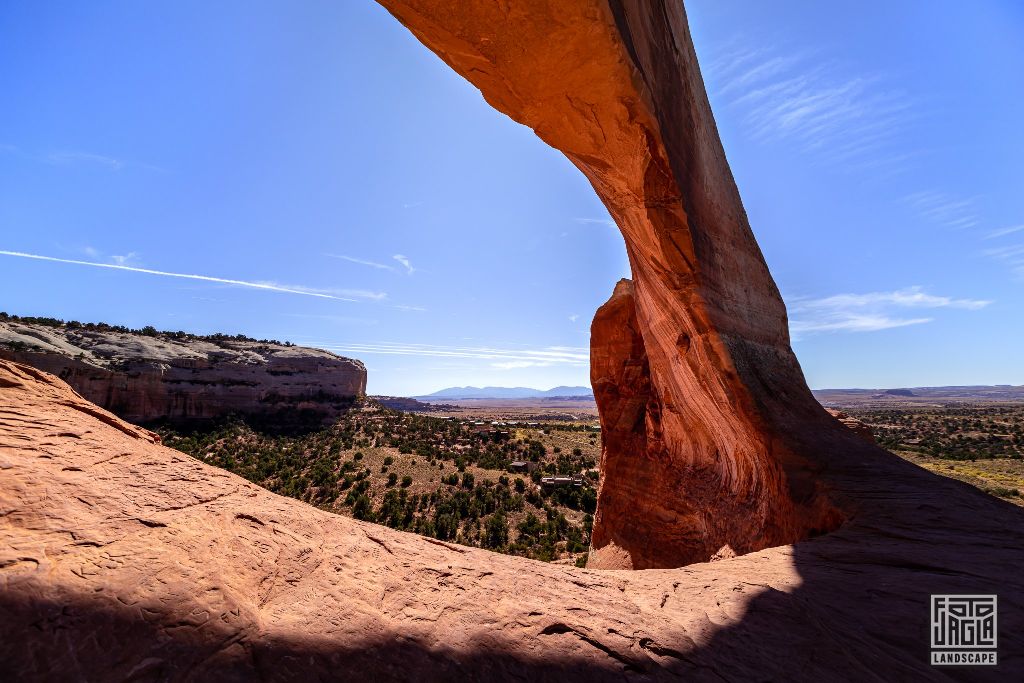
[
  {"x1": 376, "y1": 0, "x2": 846, "y2": 568},
  {"x1": 0, "y1": 320, "x2": 365, "y2": 424},
  {"x1": 2, "y1": 360, "x2": 1022, "y2": 680}
]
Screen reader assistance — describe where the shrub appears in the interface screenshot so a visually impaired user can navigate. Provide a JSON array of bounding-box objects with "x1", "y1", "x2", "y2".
[
  {"x1": 483, "y1": 511, "x2": 509, "y2": 549},
  {"x1": 352, "y1": 494, "x2": 373, "y2": 521}
]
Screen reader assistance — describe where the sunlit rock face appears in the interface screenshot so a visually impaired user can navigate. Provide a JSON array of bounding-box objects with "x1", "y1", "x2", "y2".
[
  {"x1": 376, "y1": 0, "x2": 846, "y2": 568},
  {"x1": 0, "y1": 321, "x2": 366, "y2": 425}
]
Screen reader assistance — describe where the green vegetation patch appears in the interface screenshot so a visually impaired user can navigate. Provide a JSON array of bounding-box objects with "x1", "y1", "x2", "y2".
[{"x1": 158, "y1": 400, "x2": 599, "y2": 562}]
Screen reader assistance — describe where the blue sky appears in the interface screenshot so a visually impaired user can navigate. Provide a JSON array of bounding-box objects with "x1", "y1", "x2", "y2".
[{"x1": 1, "y1": 1, "x2": 1022, "y2": 395}]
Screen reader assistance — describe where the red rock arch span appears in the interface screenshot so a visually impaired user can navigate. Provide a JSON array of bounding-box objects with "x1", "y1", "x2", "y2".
[{"x1": 375, "y1": 0, "x2": 848, "y2": 567}]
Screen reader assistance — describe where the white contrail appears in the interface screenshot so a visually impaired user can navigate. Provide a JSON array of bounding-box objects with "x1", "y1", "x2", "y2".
[
  {"x1": 325, "y1": 253, "x2": 395, "y2": 271},
  {"x1": 0, "y1": 250, "x2": 357, "y2": 301},
  {"x1": 299, "y1": 340, "x2": 590, "y2": 366}
]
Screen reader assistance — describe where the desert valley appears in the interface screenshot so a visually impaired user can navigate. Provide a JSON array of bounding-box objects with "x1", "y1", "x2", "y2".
[{"x1": 4, "y1": 314, "x2": 1023, "y2": 575}]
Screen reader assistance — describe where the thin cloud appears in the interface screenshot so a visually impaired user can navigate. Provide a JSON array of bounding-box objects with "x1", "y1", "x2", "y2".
[
  {"x1": 904, "y1": 191, "x2": 979, "y2": 229},
  {"x1": 791, "y1": 314, "x2": 933, "y2": 335},
  {"x1": 326, "y1": 254, "x2": 395, "y2": 271},
  {"x1": 0, "y1": 250, "x2": 363, "y2": 301},
  {"x1": 705, "y1": 39, "x2": 916, "y2": 172},
  {"x1": 283, "y1": 313, "x2": 380, "y2": 326},
  {"x1": 46, "y1": 151, "x2": 124, "y2": 170},
  {"x1": 788, "y1": 286, "x2": 991, "y2": 339},
  {"x1": 983, "y1": 243, "x2": 1024, "y2": 278},
  {"x1": 2, "y1": 144, "x2": 163, "y2": 172},
  {"x1": 392, "y1": 254, "x2": 414, "y2": 274},
  {"x1": 986, "y1": 224, "x2": 1024, "y2": 240},
  {"x1": 491, "y1": 360, "x2": 556, "y2": 370},
  {"x1": 324, "y1": 288, "x2": 386, "y2": 301},
  {"x1": 303, "y1": 341, "x2": 589, "y2": 367},
  {"x1": 716, "y1": 52, "x2": 806, "y2": 97},
  {"x1": 573, "y1": 217, "x2": 615, "y2": 227},
  {"x1": 110, "y1": 252, "x2": 140, "y2": 266},
  {"x1": 568, "y1": 314, "x2": 580, "y2": 323},
  {"x1": 796, "y1": 289, "x2": 990, "y2": 311},
  {"x1": 983, "y1": 244, "x2": 1024, "y2": 259}
]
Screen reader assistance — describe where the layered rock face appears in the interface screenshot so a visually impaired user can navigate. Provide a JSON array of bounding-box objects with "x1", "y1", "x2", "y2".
[
  {"x1": 0, "y1": 321, "x2": 365, "y2": 424},
  {"x1": 375, "y1": 0, "x2": 846, "y2": 568}
]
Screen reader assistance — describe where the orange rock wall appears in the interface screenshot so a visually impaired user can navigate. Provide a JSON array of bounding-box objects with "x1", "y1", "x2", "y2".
[{"x1": 377, "y1": 0, "x2": 847, "y2": 567}]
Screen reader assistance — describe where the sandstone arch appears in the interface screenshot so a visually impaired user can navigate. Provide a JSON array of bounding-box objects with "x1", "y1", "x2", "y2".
[{"x1": 375, "y1": 0, "x2": 845, "y2": 568}]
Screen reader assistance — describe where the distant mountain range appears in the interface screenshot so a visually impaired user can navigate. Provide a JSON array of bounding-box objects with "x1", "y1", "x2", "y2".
[
  {"x1": 414, "y1": 384, "x2": 1024, "y2": 405},
  {"x1": 415, "y1": 386, "x2": 594, "y2": 400}
]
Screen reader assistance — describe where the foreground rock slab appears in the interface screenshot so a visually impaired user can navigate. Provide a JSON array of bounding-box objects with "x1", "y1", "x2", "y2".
[{"x1": 1, "y1": 360, "x2": 1022, "y2": 680}]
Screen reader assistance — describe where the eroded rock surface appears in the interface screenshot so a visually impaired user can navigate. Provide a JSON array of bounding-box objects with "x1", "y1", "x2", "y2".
[
  {"x1": 2, "y1": 360, "x2": 1022, "y2": 680},
  {"x1": 0, "y1": 320, "x2": 365, "y2": 425},
  {"x1": 375, "y1": 0, "x2": 852, "y2": 568}
]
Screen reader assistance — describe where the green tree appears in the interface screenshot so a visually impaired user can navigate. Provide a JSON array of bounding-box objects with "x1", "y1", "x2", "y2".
[
  {"x1": 352, "y1": 494, "x2": 373, "y2": 521},
  {"x1": 484, "y1": 511, "x2": 509, "y2": 549}
]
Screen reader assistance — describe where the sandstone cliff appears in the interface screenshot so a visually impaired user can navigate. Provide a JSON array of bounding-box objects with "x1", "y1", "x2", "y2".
[{"x1": 0, "y1": 319, "x2": 365, "y2": 425}]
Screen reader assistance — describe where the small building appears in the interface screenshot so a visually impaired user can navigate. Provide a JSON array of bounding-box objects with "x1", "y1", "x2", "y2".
[
  {"x1": 508, "y1": 461, "x2": 533, "y2": 473},
  {"x1": 540, "y1": 475, "x2": 584, "y2": 488}
]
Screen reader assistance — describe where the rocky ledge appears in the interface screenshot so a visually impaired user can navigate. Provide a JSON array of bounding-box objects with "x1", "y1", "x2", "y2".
[{"x1": 0, "y1": 317, "x2": 365, "y2": 425}]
